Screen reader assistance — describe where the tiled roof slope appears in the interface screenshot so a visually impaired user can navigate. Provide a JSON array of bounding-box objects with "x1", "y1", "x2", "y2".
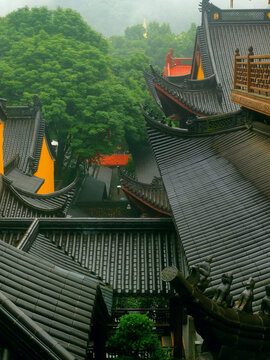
[
  {"x1": 6, "y1": 168, "x2": 44, "y2": 193},
  {"x1": 120, "y1": 169, "x2": 171, "y2": 215},
  {"x1": 148, "y1": 68, "x2": 224, "y2": 116},
  {"x1": 0, "y1": 176, "x2": 76, "y2": 217},
  {"x1": 207, "y1": 23, "x2": 270, "y2": 113},
  {"x1": 200, "y1": 2, "x2": 270, "y2": 113},
  {"x1": 147, "y1": 118, "x2": 270, "y2": 312},
  {"x1": 26, "y1": 218, "x2": 181, "y2": 296},
  {"x1": 147, "y1": 2, "x2": 270, "y2": 117},
  {"x1": 0, "y1": 240, "x2": 111, "y2": 360},
  {"x1": 3, "y1": 101, "x2": 45, "y2": 175},
  {"x1": 26, "y1": 232, "x2": 113, "y2": 313}
]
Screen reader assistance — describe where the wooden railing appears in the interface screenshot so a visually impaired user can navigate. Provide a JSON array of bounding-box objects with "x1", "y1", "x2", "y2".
[{"x1": 233, "y1": 47, "x2": 270, "y2": 97}]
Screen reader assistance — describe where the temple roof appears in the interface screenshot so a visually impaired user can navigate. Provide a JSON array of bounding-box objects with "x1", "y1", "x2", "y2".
[
  {"x1": 3, "y1": 96, "x2": 53, "y2": 176},
  {"x1": 120, "y1": 169, "x2": 171, "y2": 216},
  {"x1": 147, "y1": 68, "x2": 224, "y2": 116},
  {"x1": 146, "y1": 112, "x2": 270, "y2": 311},
  {"x1": 0, "y1": 239, "x2": 111, "y2": 360},
  {"x1": 0, "y1": 218, "x2": 181, "y2": 296},
  {"x1": 0, "y1": 176, "x2": 76, "y2": 217},
  {"x1": 147, "y1": 1, "x2": 270, "y2": 117}
]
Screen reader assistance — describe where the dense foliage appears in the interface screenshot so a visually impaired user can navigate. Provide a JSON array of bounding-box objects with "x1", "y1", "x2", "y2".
[
  {"x1": 107, "y1": 313, "x2": 169, "y2": 360},
  {"x1": 0, "y1": 7, "x2": 152, "y2": 175},
  {"x1": 109, "y1": 22, "x2": 196, "y2": 67},
  {"x1": 0, "y1": 6, "x2": 196, "y2": 176}
]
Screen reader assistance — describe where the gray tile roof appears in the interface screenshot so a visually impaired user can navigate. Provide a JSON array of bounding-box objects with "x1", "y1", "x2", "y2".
[
  {"x1": 6, "y1": 168, "x2": 44, "y2": 192},
  {"x1": 7, "y1": 218, "x2": 180, "y2": 296},
  {"x1": 147, "y1": 68, "x2": 224, "y2": 116},
  {"x1": 26, "y1": 232, "x2": 113, "y2": 314},
  {"x1": 4, "y1": 104, "x2": 45, "y2": 175},
  {"x1": 146, "y1": 117, "x2": 270, "y2": 312},
  {"x1": 0, "y1": 239, "x2": 111, "y2": 360},
  {"x1": 146, "y1": 2, "x2": 270, "y2": 117},
  {"x1": 120, "y1": 169, "x2": 171, "y2": 215},
  {"x1": 0, "y1": 176, "x2": 76, "y2": 217}
]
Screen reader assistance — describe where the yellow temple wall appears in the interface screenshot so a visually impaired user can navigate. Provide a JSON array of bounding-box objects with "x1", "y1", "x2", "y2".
[
  {"x1": 197, "y1": 57, "x2": 205, "y2": 80},
  {"x1": 0, "y1": 122, "x2": 4, "y2": 175},
  {"x1": 34, "y1": 137, "x2": 54, "y2": 194}
]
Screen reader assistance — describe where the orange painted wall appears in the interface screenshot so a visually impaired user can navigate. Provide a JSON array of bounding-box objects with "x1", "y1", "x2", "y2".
[
  {"x1": 0, "y1": 122, "x2": 4, "y2": 174},
  {"x1": 197, "y1": 57, "x2": 205, "y2": 80},
  {"x1": 34, "y1": 137, "x2": 54, "y2": 194}
]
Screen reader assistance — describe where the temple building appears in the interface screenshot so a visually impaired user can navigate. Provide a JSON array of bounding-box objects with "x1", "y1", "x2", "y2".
[
  {"x1": 145, "y1": 0, "x2": 270, "y2": 125},
  {"x1": 0, "y1": 97, "x2": 77, "y2": 217},
  {"x1": 142, "y1": 0, "x2": 270, "y2": 358},
  {"x1": 0, "y1": 0, "x2": 270, "y2": 359}
]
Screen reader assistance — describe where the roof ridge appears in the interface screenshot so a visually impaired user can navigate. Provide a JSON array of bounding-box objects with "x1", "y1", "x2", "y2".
[
  {"x1": 1, "y1": 177, "x2": 66, "y2": 214},
  {"x1": 0, "y1": 289, "x2": 75, "y2": 360}
]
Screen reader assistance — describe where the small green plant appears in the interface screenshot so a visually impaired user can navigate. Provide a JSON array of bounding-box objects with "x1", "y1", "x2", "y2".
[{"x1": 107, "y1": 313, "x2": 170, "y2": 360}]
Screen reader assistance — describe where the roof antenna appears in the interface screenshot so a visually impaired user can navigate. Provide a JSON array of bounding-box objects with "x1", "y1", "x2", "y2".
[{"x1": 230, "y1": 0, "x2": 233, "y2": 8}]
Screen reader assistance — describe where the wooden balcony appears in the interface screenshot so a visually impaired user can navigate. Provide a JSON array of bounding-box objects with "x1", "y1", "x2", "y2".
[{"x1": 231, "y1": 47, "x2": 270, "y2": 116}]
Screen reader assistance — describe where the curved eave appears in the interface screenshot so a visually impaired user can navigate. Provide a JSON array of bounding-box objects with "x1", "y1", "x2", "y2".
[
  {"x1": 14, "y1": 177, "x2": 77, "y2": 199},
  {"x1": 142, "y1": 106, "x2": 247, "y2": 138},
  {"x1": 155, "y1": 83, "x2": 207, "y2": 117},
  {"x1": 150, "y1": 67, "x2": 221, "y2": 116},
  {"x1": 143, "y1": 68, "x2": 163, "y2": 109},
  {"x1": 164, "y1": 269, "x2": 270, "y2": 351},
  {"x1": 121, "y1": 185, "x2": 171, "y2": 216},
  {"x1": 5, "y1": 180, "x2": 66, "y2": 214}
]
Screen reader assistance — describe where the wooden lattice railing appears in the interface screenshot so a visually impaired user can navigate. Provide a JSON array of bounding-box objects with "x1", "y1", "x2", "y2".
[{"x1": 233, "y1": 47, "x2": 270, "y2": 97}]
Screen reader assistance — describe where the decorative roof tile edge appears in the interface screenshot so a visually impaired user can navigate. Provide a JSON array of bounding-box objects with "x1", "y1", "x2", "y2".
[
  {"x1": 141, "y1": 104, "x2": 249, "y2": 137},
  {"x1": 2, "y1": 176, "x2": 67, "y2": 214},
  {"x1": 121, "y1": 185, "x2": 171, "y2": 216},
  {"x1": 17, "y1": 218, "x2": 40, "y2": 251},
  {"x1": 149, "y1": 66, "x2": 221, "y2": 116},
  {"x1": 4, "y1": 154, "x2": 20, "y2": 174},
  {"x1": 119, "y1": 168, "x2": 171, "y2": 214},
  {"x1": 150, "y1": 64, "x2": 218, "y2": 91},
  {"x1": 200, "y1": 0, "x2": 270, "y2": 23},
  {"x1": 0, "y1": 99, "x2": 7, "y2": 121},
  {"x1": 0, "y1": 290, "x2": 75, "y2": 360},
  {"x1": 13, "y1": 177, "x2": 77, "y2": 199},
  {"x1": 35, "y1": 217, "x2": 175, "y2": 231}
]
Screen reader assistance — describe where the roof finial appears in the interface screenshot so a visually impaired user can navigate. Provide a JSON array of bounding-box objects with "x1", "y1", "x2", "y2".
[{"x1": 199, "y1": 0, "x2": 210, "y2": 12}]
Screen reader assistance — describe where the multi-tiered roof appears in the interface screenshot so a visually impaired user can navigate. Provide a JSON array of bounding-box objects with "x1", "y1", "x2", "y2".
[{"x1": 145, "y1": 0, "x2": 270, "y2": 121}]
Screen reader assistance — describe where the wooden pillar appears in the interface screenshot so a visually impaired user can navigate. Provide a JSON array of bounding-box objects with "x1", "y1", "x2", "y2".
[
  {"x1": 247, "y1": 46, "x2": 254, "y2": 93},
  {"x1": 230, "y1": 0, "x2": 233, "y2": 8},
  {"x1": 233, "y1": 48, "x2": 240, "y2": 90},
  {"x1": 170, "y1": 296, "x2": 184, "y2": 360}
]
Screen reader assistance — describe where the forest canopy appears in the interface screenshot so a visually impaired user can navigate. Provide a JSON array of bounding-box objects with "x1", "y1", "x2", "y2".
[{"x1": 0, "y1": 6, "x2": 196, "y2": 176}]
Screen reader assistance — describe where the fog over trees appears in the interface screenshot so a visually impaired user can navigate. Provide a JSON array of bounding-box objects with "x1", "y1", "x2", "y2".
[{"x1": 0, "y1": 0, "x2": 268, "y2": 37}]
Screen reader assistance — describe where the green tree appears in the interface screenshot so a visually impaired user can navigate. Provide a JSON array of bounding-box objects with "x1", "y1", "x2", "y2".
[
  {"x1": 0, "y1": 7, "x2": 151, "y2": 177},
  {"x1": 109, "y1": 21, "x2": 196, "y2": 68},
  {"x1": 107, "y1": 314, "x2": 169, "y2": 360}
]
